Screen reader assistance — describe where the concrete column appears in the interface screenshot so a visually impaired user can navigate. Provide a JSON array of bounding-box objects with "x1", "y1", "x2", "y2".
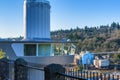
[{"x1": 36, "y1": 43, "x2": 39, "y2": 56}]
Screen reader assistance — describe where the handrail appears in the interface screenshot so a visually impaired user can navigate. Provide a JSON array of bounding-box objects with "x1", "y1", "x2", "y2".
[
  {"x1": 0, "y1": 59, "x2": 14, "y2": 64},
  {"x1": 0, "y1": 59, "x2": 44, "y2": 71},
  {"x1": 22, "y1": 64, "x2": 44, "y2": 71},
  {"x1": 56, "y1": 72, "x2": 86, "y2": 80}
]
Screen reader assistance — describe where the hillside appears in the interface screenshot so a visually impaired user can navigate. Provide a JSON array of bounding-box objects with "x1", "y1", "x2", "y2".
[{"x1": 51, "y1": 22, "x2": 120, "y2": 53}]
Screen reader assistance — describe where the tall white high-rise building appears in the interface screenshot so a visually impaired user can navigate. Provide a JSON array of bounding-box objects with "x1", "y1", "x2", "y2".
[
  {"x1": 24, "y1": 0, "x2": 51, "y2": 40},
  {"x1": 20, "y1": 0, "x2": 53, "y2": 56}
]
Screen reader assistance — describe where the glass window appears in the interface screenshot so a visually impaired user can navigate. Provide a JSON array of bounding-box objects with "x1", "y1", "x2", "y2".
[{"x1": 24, "y1": 44, "x2": 36, "y2": 56}]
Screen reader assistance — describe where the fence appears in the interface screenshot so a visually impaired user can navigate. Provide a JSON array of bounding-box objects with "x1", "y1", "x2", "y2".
[
  {"x1": 0, "y1": 58, "x2": 120, "y2": 80},
  {"x1": 0, "y1": 58, "x2": 45, "y2": 80},
  {"x1": 44, "y1": 64, "x2": 86, "y2": 80},
  {"x1": 57, "y1": 69, "x2": 120, "y2": 80},
  {"x1": 0, "y1": 58, "x2": 14, "y2": 80},
  {"x1": 44, "y1": 64, "x2": 120, "y2": 80}
]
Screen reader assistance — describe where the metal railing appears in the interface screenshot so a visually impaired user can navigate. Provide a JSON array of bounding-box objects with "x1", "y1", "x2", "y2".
[
  {"x1": 23, "y1": 64, "x2": 44, "y2": 71},
  {"x1": 56, "y1": 72, "x2": 86, "y2": 80},
  {"x1": 0, "y1": 58, "x2": 45, "y2": 80},
  {"x1": 1, "y1": 58, "x2": 120, "y2": 80},
  {"x1": 56, "y1": 69, "x2": 120, "y2": 80}
]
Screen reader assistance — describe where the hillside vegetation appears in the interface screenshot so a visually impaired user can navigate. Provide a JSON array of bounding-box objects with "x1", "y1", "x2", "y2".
[{"x1": 51, "y1": 22, "x2": 120, "y2": 53}]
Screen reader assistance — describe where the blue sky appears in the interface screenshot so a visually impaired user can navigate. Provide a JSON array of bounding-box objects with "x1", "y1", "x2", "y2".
[{"x1": 0, "y1": 0, "x2": 120, "y2": 38}]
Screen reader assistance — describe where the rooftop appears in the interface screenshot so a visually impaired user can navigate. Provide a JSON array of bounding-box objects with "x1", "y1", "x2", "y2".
[{"x1": 0, "y1": 40, "x2": 78, "y2": 44}]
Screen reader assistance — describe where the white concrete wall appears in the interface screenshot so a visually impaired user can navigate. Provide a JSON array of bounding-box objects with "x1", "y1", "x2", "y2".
[
  {"x1": 11, "y1": 43, "x2": 24, "y2": 56},
  {"x1": 29, "y1": 69, "x2": 44, "y2": 80},
  {"x1": 20, "y1": 55, "x2": 75, "y2": 65}
]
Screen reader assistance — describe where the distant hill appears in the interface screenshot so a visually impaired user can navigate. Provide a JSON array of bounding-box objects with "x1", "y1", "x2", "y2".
[
  {"x1": 1, "y1": 22, "x2": 120, "y2": 54},
  {"x1": 51, "y1": 22, "x2": 120, "y2": 53}
]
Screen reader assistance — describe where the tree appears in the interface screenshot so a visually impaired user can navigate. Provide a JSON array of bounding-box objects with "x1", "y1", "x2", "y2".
[
  {"x1": 116, "y1": 23, "x2": 120, "y2": 29},
  {"x1": 51, "y1": 22, "x2": 120, "y2": 52},
  {"x1": 74, "y1": 32, "x2": 79, "y2": 40},
  {"x1": 0, "y1": 49, "x2": 6, "y2": 59},
  {"x1": 114, "y1": 53, "x2": 120, "y2": 60},
  {"x1": 67, "y1": 33, "x2": 73, "y2": 40},
  {"x1": 78, "y1": 64, "x2": 83, "y2": 71},
  {"x1": 85, "y1": 26, "x2": 88, "y2": 32},
  {"x1": 111, "y1": 22, "x2": 117, "y2": 30}
]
